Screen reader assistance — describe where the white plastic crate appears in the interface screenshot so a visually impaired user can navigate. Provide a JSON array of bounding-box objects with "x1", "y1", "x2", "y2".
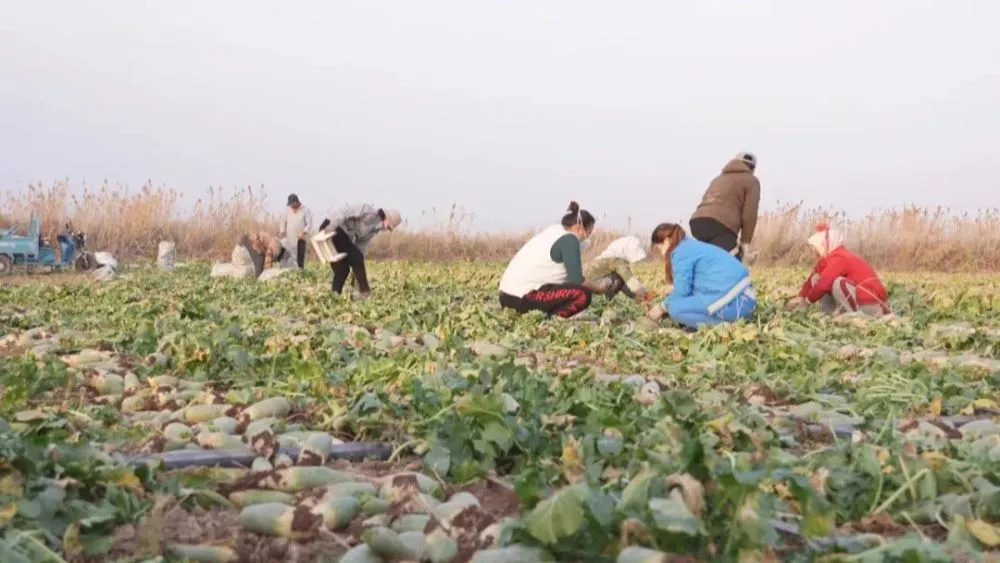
[{"x1": 310, "y1": 231, "x2": 347, "y2": 263}]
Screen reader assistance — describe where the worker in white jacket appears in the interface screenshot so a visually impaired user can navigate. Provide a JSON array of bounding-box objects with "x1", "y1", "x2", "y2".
[{"x1": 278, "y1": 194, "x2": 313, "y2": 269}]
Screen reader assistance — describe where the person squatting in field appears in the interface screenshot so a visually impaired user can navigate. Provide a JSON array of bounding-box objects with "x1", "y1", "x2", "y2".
[
  {"x1": 239, "y1": 231, "x2": 286, "y2": 277},
  {"x1": 689, "y1": 151, "x2": 761, "y2": 262},
  {"x1": 645, "y1": 223, "x2": 757, "y2": 329},
  {"x1": 318, "y1": 204, "x2": 402, "y2": 298},
  {"x1": 786, "y1": 223, "x2": 890, "y2": 316},
  {"x1": 585, "y1": 235, "x2": 653, "y2": 302},
  {"x1": 498, "y1": 201, "x2": 610, "y2": 318}
]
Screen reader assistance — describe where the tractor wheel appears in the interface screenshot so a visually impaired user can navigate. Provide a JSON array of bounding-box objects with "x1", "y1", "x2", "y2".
[
  {"x1": 74, "y1": 252, "x2": 95, "y2": 272},
  {"x1": 0, "y1": 255, "x2": 12, "y2": 276}
]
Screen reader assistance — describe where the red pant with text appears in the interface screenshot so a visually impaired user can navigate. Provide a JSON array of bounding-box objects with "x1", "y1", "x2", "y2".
[{"x1": 499, "y1": 284, "x2": 593, "y2": 318}]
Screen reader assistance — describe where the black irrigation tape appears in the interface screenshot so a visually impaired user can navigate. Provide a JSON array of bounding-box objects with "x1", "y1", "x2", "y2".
[{"x1": 129, "y1": 442, "x2": 393, "y2": 470}]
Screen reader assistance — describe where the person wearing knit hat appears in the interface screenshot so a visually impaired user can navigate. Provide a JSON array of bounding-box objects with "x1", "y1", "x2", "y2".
[
  {"x1": 689, "y1": 151, "x2": 761, "y2": 262},
  {"x1": 317, "y1": 204, "x2": 402, "y2": 298},
  {"x1": 584, "y1": 235, "x2": 653, "y2": 301},
  {"x1": 786, "y1": 222, "x2": 890, "y2": 316}
]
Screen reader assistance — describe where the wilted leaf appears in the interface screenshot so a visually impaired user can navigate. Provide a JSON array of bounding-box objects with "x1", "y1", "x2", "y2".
[
  {"x1": 665, "y1": 473, "x2": 705, "y2": 517},
  {"x1": 968, "y1": 519, "x2": 1000, "y2": 547},
  {"x1": 561, "y1": 435, "x2": 585, "y2": 484}
]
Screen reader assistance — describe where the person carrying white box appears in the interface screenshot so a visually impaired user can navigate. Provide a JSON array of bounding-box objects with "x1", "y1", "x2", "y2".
[{"x1": 317, "y1": 204, "x2": 402, "y2": 299}]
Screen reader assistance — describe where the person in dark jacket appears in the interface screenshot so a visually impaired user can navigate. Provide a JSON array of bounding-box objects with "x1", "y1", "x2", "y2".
[
  {"x1": 317, "y1": 205, "x2": 401, "y2": 298},
  {"x1": 787, "y1": 223, "x2": 890, "y2": 316},
  {"x1": 689, "y1": 152, "x2": 761, "y2": 261}
]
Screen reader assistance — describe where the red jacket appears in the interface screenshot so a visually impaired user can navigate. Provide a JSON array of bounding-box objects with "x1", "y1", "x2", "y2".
[{"x1": 799, "y1": 246, "x2": 887, "y2": 304}]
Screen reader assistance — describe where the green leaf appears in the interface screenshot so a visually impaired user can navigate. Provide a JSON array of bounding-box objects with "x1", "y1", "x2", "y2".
[
  {"x1": 424, "y1": 443, "x2": 451, "y2": 476},
  {"x1": 481, "y1": 421, "x2": 512, "y2": 451},
  {"x1": 649, "y1": 490, "x2": 706, "y2": 536},
  {"x1": 16, "y1": 499, "x2": 41, "y2": 519},
  {"x1": 596, "y1": 437, "x2": 622, "y2": 456},
  {"x1": 585, "y1": 490, "x2": 615, "y2": 527},
  {"x1": 523, "y1": 483, "x2": 588, "y2": 544}
]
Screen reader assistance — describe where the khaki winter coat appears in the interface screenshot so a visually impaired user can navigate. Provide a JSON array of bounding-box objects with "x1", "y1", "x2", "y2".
[
  {"x1": 246, "y1": 232, "x2": 284, "y2": 269},
  {"x1": 691, "y1": 159, "x2": 762, "y2": 244}
]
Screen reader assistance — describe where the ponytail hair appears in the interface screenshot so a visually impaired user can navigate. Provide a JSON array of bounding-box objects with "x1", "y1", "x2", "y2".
[
  {"x1": 650, "y1": 222, "x2": 686, "y2": 284},
  {"x1": 561, "y1": 201, "x2": 596, "y2": 230}
]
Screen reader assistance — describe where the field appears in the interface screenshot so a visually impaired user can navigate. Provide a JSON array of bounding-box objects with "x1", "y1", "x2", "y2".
[{"x1": 2, "y1": 261, "x2": 1000, "y2": 563}]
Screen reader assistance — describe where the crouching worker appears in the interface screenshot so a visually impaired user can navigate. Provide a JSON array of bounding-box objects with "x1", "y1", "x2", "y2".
[
  {"x1": 586, "y1": 235, "x2": 652, "y2": 301},
  {"x1": 786, "y1": 223, "x2": 890, "y2": 316},
  {"x1": 239, "y1": 232, "x2": 286, "y2": 277},
  {"x1": 499, "y1": 201, "x2": 609, "y2": 318},
  {"x1": 645, "y1": 223, "x2": 756, "y2": 329},
  {"x1": 318, "y1": 204, "x2": 402, "y2": 298}
]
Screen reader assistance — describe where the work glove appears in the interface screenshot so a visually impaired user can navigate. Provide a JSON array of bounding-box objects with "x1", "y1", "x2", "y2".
[{"x1": 646, "y1": 302, "x2": 667, "y2": 322}]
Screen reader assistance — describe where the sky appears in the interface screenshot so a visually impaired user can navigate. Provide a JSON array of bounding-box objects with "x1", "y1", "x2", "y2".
[{"x1": 1, "y1": 1, "x2": 998, "y2": 233}]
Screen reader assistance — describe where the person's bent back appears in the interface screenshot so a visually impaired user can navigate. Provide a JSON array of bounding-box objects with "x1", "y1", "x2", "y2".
[{"x1": 690, "y1": 152, "x2": 761, "y2": 261}]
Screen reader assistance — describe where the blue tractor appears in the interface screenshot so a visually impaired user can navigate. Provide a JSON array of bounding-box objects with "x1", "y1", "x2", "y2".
[{"x1": 0, "y1": 211, "x2": 95, "y2": 276}]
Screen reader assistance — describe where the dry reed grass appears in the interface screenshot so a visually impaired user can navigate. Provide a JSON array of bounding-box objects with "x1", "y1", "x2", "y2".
[{"x1": 1, "y1": 181, "x2": 997, "y2": 272}]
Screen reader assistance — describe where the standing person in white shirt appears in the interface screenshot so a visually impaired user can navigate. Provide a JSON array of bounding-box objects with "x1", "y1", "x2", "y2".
[{"x1": 279, "y1": 194, "x2": 313, "y2": 269}]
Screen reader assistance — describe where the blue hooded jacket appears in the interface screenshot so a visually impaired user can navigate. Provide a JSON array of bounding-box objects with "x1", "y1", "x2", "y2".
[{"x1": 664, "y1": 238, "x2": 752, "y2": 313}]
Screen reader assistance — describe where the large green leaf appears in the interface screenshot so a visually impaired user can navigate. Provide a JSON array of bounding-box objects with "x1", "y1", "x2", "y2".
[
  {"x1": 523, "y1": 484, "x2": 589, "y2": 544},
  {"x1": 649, "y1": 490, "x2": 706, "y2": 536}
]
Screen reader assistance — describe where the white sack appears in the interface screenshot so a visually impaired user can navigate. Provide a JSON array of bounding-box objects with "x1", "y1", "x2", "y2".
[
  {"x1": 231, "y1": 245, "x2": 253, "y2": 267},
  {"x1": 94, "y1": 251, "x2": 118, "y2": 269},
  {"x1": 157, "y1": 241, "x2": 176, "y2": 272},
  {"x1": 91, "y1": 265, "x2": 117, "y2": 282},
  {"x1": 210, "y1": 262, "x2": 255, "y2": 279},
  {"x1": 278, "y1": 238, "x2": 298, "y2": 269}
]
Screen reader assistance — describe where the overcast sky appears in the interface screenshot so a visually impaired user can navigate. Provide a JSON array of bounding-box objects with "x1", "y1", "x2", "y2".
[{"x1": 1, "y1": 1, "x2": 997, "y2": 232}]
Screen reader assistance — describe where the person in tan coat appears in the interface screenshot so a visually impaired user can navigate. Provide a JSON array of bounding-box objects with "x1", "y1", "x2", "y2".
[
  {"x1": 689, "y1": 152, "x2": 761, "y2": 262},
  {"x1": 238, "y1": 231, "x2": 286, "y2": 277}
]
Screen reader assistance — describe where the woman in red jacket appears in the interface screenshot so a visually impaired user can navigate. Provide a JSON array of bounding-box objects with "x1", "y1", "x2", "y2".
[{"x1": 787, "y1": 223, "x2": 890, "y2": 315}]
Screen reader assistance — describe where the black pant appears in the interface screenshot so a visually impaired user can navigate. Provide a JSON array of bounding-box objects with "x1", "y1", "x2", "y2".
[
  {"x1": 247, "y1": 247, "x2": 264, "y2": 277},
  {"x1": 498, "y1": 284, "x2": 592, "y2": 318},
  {"x1": 603, "y1": 272, "x2": 636, "y2": 300},
  {"x1": 330, "y1": 229, "x2": 370, "y2": 294},
  {"x1": 690, "y1": 217, "x2": 742, "y2": 261},
  {"x1": 296, "y1": 239, "x2": 306, "y2": 269}
]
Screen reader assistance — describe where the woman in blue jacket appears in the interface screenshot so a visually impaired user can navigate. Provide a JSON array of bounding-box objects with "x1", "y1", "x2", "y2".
[{"x1": 646, "y1": 222, "x2": 756, "y2": 328}]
